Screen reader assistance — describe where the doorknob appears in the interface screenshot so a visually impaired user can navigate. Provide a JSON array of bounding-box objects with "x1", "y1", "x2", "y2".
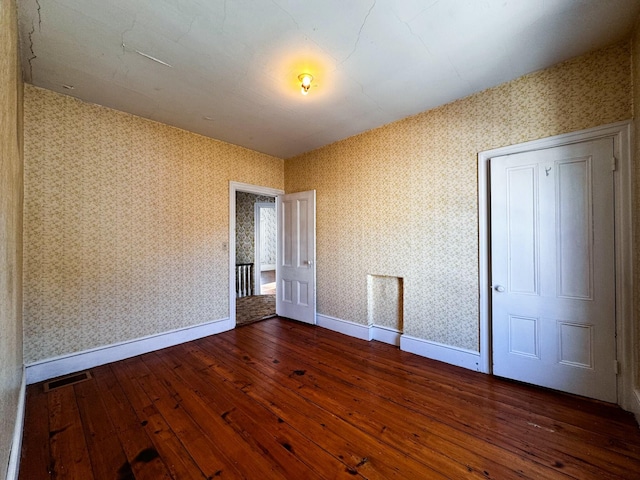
[{"x1": 494, "y1": 285, "x2": 505, "y2": 292}]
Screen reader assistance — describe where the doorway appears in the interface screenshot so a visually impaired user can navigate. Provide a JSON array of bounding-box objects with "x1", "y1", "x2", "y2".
[
  {"x1": 229, "y1": 182, "x2": 284, "y2": 327},
  {"x1": 477, "y1": 121, "x2": 634, "y2": 407}
]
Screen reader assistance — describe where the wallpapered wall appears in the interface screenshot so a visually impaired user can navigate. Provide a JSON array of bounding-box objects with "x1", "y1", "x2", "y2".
[
  {"x1": 23, "y1": 85, "x2": 283, "y2": 364},
  {"x1": 0, "y1": 0, "x2": 23, "y2": 475},
  {"x1": 632, "y1": 20, "x2": 640, "y2": 389},
  {"x1": 368, "y1": 275, "x2": 403, "y2": 331},
  {"x1": 286, "y1": 42, "x2": 632, "y2": 352},
  {"x1": 235, "y1": 192, "x2": 275, "y2": 265},
  {"x1": 260, "y1": 207, "x2": 277, "y2": 267}
]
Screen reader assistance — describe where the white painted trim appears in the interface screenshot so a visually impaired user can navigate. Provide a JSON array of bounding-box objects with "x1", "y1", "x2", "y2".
[
  {"x1": 316, "y1": 314, "x2": 372, "y2": 341},
  {"x1": 372, "y1": 325, "x2": 402, "y2": 346},
  {"x1": 610, "y1": 122, "x2": 638, "y2": 418},
  {"x1": 316, "y1": 314, "x2": 483, "y2": 371},
  {"x1": 6, "y1": 367, "x2": 26, "y2": 480},
  {"x1": 400, "y1": 335, "x2": 481, "y2": 371},
  {"x1": 229, "y1": 182, "x2": 284, "y2": 324},
  {"x1": 478, "y1": 121, "x2": 635, "y2": 410},
  {"x1": 477, "y1": 144, "x2": 491, "y2": 374},
  {"x1": 25, "y1": 318, "x2": 234, "y2": 384}
]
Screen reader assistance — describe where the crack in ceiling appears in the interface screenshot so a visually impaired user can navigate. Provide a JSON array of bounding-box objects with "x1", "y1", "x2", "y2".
[{"x1": 341, "y1": 0, "x2": 377, "y2": 65}]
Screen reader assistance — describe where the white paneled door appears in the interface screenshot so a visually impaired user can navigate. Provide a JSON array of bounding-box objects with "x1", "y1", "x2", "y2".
[
  {"x1": 490, "y1": 138, "x2": 616, "y2": 403},
  {"x1": 276, "y1": 190, "x2": 316, "y2": 324}
]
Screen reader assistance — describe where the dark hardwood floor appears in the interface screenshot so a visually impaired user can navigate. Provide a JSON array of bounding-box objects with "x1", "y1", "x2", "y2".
[{"x1": 19, "y1": 317, "x2": 640, "y2": 479}]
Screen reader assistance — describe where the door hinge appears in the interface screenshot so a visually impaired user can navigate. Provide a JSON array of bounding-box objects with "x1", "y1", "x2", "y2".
[
  {"x1": 614, "y1": 360, "x2": 620, "y2": 375},
  {"x1": 611, "y1": 157, "x2": 617, "y2": 171}
]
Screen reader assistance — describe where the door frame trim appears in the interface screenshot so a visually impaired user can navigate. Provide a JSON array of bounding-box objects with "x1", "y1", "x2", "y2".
[
  {"x1": 478, "y1": 120, "x2": 634, "y2": 409},
  {"x1": 229, "y1": 182, "x2": 284, "y2": 326}
]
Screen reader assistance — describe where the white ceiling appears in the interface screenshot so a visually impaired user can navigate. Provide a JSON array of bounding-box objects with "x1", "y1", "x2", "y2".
[{"x1": 17, "y1": 0, "x2": 640, "y2": 158}]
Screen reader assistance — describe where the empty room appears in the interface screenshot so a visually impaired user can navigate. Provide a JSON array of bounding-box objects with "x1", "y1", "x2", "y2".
[{"x1": 3, "y1": 0, "x2": 640, "y2": 478}]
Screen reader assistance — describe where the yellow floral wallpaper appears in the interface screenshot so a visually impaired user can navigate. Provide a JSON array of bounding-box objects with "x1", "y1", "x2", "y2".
[
  {"x1": 286, "y1": 42, "x2": 632, "y2": 352},
  {"x1": 1, "y1": 0, "x2": 23, "y2": 471},
  {"x1": 368, "y1": 275, "x2": 403, "y2": 331},
  {"x1": 22, "y1": 40, "x2": 635, "y2": 364},
  {"x1": 23, "y1": 85, "x2": 283, "y2": 364}
]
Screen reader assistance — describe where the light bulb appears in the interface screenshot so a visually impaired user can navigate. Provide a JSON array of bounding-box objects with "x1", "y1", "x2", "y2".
[{"x1": 298, "y1": 73, "x2": 313, "y2": 95}]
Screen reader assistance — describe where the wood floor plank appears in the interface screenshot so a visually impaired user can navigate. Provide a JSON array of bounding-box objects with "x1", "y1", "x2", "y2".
[
  {"x1": 327, "y1": 322, "x2": 640, "y2": 454},
  {"x1": 234, "y1": 325, "x2": 576, "y2": 480},
  {"x1": 254, "y1": 320, "x2": 640, "y2": 448},
  {"x1": 74, "y1": 379, "x2": 130, "y2": 480},
  {"x1": 187, "y1": 337, "x2": 427, "y2": 479},
  {"x1": 91, "y1": 365, "x2": 175, "y2": 480},
  {"x1": 137, "y1": 355, "x2": 296, "y2": 479},
  {"x1": 20, "y1": 318, "x2": 640, "y2": 480},
  {"x1": 244, "y1": 320, "x2": 640, "y2": 478},
  {"x1": 47, "y1": 386, "x2": 95, "y2": 479},
  {"x1": 157, "y1": 343, "x2": 370, "y2": 479},
  {"x1": 220, "y1": 326, "x2": 574, "y2": 480},
  {"x1": 142, "y1": 350, "x2": 330, "y2": 480},
  {"x1": 109, "y1": 359, "x2": 241, "y2": 479},
  {"x1": 196, "y1": 334, "x2": 463, "y2": 479},
  {"x1": 286, "y1": 320, "x2": 640, "y2": 436},
  {"x1": 115, "y1": 355, "x2": 289, "y2": 479},
  {"x1": 19, "y1": 385, "x2": 52, "y2": 480},
  {"x1": 251, "y1": 319, "x2": 640, "y2": 477}
]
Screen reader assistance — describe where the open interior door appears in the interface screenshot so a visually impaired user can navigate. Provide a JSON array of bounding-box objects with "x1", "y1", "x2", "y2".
[{"x1": 276, "y1": 190, "x2": 316, "y2": 324}]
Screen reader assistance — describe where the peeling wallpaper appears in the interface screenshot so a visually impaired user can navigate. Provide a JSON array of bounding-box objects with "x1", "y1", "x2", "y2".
[
  {"x1": 23, "y1": 85, "x2": 283, "y2": 363},
  {"x1": 286, "y1": 42, "x2": 632, "y2": 351},
  {"x1": 0, "y1": 0, "x2": 23, "y2": 475}
]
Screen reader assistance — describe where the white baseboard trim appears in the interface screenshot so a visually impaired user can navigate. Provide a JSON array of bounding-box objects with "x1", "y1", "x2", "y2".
[
  {"x1": 26, "y1": 317, "x2": 234, "y2": 384},
  {"x1": 400, "y1": 335, "x2": 481, "y2": 372},
  {"x1": 6, "y1": 366, "x2": 26, "y2": 480},
  {"x1": 315, "y1": 314, "x2": 480, "y2": 372},
  {"x1": 316, "y1": 314, "x2": 372, "y2": 341},
  {"x1": 372, "y1": 325, "x2": 401, "y2": 346}
]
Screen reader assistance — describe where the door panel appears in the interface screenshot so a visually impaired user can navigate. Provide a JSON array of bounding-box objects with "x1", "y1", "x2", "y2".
[
  {"x1": 276, "y1": 190, "x2": 316, "y2": 324},
  {"x1": 557, "y1": 159, "x2": 593, "y2": 299},
  {"x1": 506, "y1": 165, "x2": 538, "y2": 294},
  {"x1": 491, "y1": 138, "x2": 616, "y2": 403}
]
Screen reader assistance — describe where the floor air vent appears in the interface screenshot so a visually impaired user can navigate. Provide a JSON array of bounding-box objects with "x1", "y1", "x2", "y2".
[{"x1": 44, "y1": 371, "x2": 92, "y2": 392}]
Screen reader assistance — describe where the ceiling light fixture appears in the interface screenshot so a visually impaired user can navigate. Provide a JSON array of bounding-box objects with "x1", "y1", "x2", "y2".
[{"x1": 298, "y1": 73, "x2": 313, "y2": 95}]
